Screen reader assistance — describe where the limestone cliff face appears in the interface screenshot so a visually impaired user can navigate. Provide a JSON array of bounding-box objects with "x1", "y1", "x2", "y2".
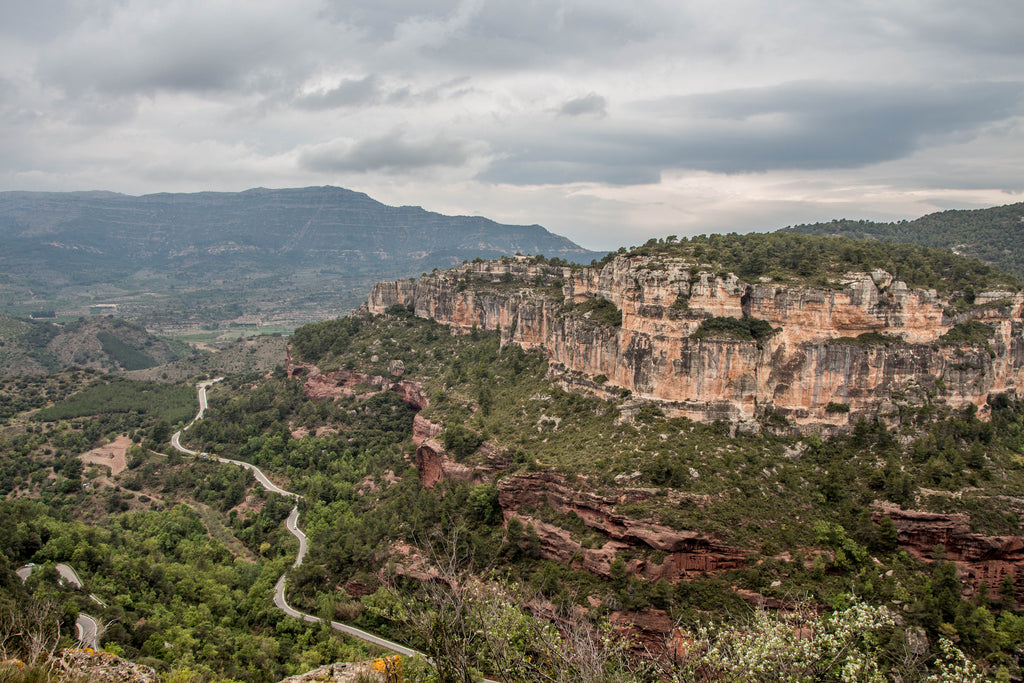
[{"x1": 368, "y1": 257, "x2": 1024, "y2": 430}]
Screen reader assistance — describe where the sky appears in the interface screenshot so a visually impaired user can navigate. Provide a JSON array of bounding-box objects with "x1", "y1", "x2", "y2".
[{"x1": 1, "y1": 0, "x2": 1022, "y2": 251}]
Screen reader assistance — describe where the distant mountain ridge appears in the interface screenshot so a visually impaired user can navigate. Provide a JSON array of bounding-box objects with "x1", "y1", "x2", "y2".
[
  {"x1": 0, "y1": 186, "x2": 595, "y2": 263},
  {"x1": 780, "y1": 202, "x2": 1024, "y2": 280},
  {"x1": 0, "y1": 186, "x2": 602, "y2": 327}
]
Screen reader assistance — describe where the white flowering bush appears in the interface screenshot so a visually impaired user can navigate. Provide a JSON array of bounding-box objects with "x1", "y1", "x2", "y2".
[
  {"x1": 923, "y1": 638, "x2": 985, "y2": 683},
  {"x1": 673, "y1": 601, "x2": 898, "y2": 682}
]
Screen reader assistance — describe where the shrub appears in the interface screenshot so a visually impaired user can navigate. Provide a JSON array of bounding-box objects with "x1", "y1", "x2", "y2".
[
  {"x1": 939, "y1": 320, "x2": 996, "y2": 346},
  {"x1": 442, "y1": 423, "x2": 484, "y2": 459},
  {"x1": 831, "y1": 331, "x2": 904, "y2": 346},
  {"x1": 574, "y1": 297, "x2": 622, "y2": 327},
  {"x1": 691, "y1": 316, "x2": 777, "y2": 343}
]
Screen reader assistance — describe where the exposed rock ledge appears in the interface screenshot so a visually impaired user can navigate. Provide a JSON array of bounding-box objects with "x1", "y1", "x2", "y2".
[
  {"x1": 368, "y1": 257, "x2": 1024, "y2": 431},
  {"x1": 873, "y1": 503, "x2": 1024, "y2": 601},
  {"x1": 285, "y1": 350, "x2": 428, "y2": 410},
  {"x1": 47, "y1": 648, "x2": 157, "y2": 682},
  {"x1": 498, "y1": 471, "x2": 748, "y2": 581},
  {"x1": 415, "y1": 438, "x2": 476, "y2": 489},
  {"x1": 280, "y1": 661, "x2": 385, "y2": 682}
]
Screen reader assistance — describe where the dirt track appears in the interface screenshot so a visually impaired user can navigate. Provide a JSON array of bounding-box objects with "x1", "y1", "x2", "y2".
[{"x1": 79, "y1": 434, "x2": 131, "y2": 476}]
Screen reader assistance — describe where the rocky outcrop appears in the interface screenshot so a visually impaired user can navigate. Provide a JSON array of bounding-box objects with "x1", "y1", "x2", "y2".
[
  {"x1": 609, "y1": 608, "x2": 679, "y2": 653},
  {"x1": 286, "y1": 349, "x2": 429, "y2": 410},
  {"x1": 50, "y1": 648, "x2": 157, "y2": 683},
  {"x1": 368, "y1": 257, "x2": 1024, "y2": 430},
  {"x1": 498, "y1": 472, "x2": 748, "y2": 580},
  {"x1": 385, "y1": 541, "x2": 446, "y2": 583},
  {"x1": 412, "y1": 414, "x2": 442, "y2": 445},
  {"x1": 280, "y1": 661, "x2": 385, "y2": 683},
  {"x1": 872, "y1": 504, "x2": 1024, "y2": 600},
  {"x1": 286, "y1": 348, "x2": 501, "y2": 492},
  {"x1": 391, "y1": 380, "x2": 429, "y2": 411},
  {"x1": 415, "y1": 439, "x2": 476, "y2": 489}
]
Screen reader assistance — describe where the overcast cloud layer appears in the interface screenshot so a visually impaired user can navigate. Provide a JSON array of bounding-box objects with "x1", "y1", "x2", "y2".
[{"x1": 1, "y1": 0, "x2": 1022, "y2": 249}]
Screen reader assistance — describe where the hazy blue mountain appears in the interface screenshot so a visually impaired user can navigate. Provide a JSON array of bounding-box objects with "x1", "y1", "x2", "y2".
[{"x1": 0, "y1": 186, "x2": 602, "y2": 327}]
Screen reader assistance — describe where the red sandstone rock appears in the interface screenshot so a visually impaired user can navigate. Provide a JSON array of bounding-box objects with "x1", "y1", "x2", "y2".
[
  {"x1": 415, "y1": 439, "x2": 475, "y2": 489},
  {"x1": 412, "y1": 414, "x2": 442, "y2": 445},
  {"x1": 287, "y1": 348, "x2": 430, "y2": 411},
  {"x1": 608, "y1": 608, "x2": 678, "y2": 653},
  {"x1": 872, "y1": 504, "x2": 1024, "y2": 601},
  {"x1": 497, "y1": 472, "x2": 747, "y2": 581},
  {"x1": 392, "y1": 380, "x2": 429, "y2": 410}
]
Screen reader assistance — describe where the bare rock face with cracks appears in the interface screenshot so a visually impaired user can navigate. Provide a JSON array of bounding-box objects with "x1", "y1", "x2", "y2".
[{"x1": 367, "y1": 255, "x2": 1024, "y2": 433}]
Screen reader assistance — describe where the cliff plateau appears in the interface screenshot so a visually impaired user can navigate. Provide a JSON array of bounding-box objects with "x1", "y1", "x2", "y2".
[{"x1": 368, "y1": 255, "x2": 1024, "y2": 431}]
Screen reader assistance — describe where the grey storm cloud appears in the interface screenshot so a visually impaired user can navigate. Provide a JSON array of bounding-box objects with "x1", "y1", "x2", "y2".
[
  {"x1": 292, "y1": 76, "x2": 467, "y2": 110},
  {"x1": 412, "y1": 0, "x2": 662, "y2": 69},
  {"x1": 482, "y1": 80, "x2": 1024, "y2": 185},
  {"x1": 558, "y1": 93, "x2": 607, "y2": 118},
  {"x1": 295, "y1": 76, "x2": 381, "y2": 110},
  {"x1": 881, "y1": 0, "x2": 1024, "y2": 58},
  {"x1": 321, "y1": 0, "x2": 461, "y2": 40},
  {"x1": 0, "y1": 0, "x2": 85, "y2": 40},
  {"x1": 300, "y1": 132, "x2": 472, "y2": 174},
  {"x1": 3, "y1": 0, "x2": 1024, "y2": 245},
  {"x1": 34, "y1": 4, "x2": 317, "y2": 96},
  {"x1": 39, "y1": 41, "x2": 263, "y2": 96}
]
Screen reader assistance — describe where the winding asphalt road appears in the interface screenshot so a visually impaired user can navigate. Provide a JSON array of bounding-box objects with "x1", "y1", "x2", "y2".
[
  {"x1": 16, "y1": 563, "x2": 101, "y2": 650},
  {"x1": 173, "y1": 379, "x2": 424, "y2": 661},
  {"x1": 76, "y1": 613, "x2": 100, "y2": 650},
  {"x1": 285, "y1": 507, "x2": 307, "y2": 564}
]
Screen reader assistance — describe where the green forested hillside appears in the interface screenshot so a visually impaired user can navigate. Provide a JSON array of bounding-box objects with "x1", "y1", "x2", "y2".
[
  {"x1": 203, "y1": 309, "x2": 1024, "y2": 678},
  {"x1": 0, "y1": 499, "x2": 362, "y2": 681},
  {"x1": 33, "y1": 377, "x2": 196, "y2": 425},
  {"x1": 608, "y1": 230, "x2": 1019, "y2": 293},
  {"x1": 780, "y1": 202, "x2": 1024, "y2": 279},
  {"x1": 0, "y1": 370, "x2": 367, "y2": 681},
  {"x1": 0, "y1": 314, "x2": 195, "y2": 375},
  {"x1": 3, "y1": 307, "x2": 1024, "y2": 679},
  {"x1": 126, "y1": 333, "x2": 288, "y2": 383}
]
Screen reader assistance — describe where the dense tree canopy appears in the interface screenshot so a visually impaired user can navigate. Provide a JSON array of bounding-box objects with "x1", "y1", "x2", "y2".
[
  {"x1": 606, "y1": 231, "x2": 1018, "y2": 294},
  {"x1": 783, "y1": 203, "x2": 1024, "y2": 280}
]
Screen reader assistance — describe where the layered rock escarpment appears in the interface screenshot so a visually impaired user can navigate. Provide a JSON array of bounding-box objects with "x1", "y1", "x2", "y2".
[
  {"x1": 497, "y1": 471, "x2": 748, "y2": 581},
  {"x1": 368, "y1": 256, "x2": 1024, "y2": 431},
  {"x1": 873, "y1": 504, "x2": 1024, "y2": 600},
  {"x1": 285, "y1": 324, "x2": 1024, "y2": 619},
  {"x1": 285, "y1": 351, "x2": 428, "y2": 409}
]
